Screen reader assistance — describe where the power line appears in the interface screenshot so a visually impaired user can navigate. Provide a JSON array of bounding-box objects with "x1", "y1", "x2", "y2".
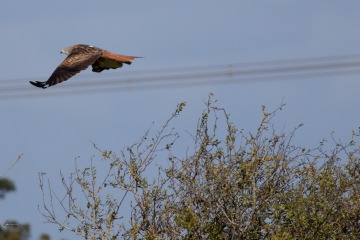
[{"x1": 1, "y1": 53, "x2": 360, "y2": 100}]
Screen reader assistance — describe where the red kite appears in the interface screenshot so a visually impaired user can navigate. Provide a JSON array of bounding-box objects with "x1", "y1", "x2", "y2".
[{"x1": 30, "y1": 44, "x2": 140, "y2": 88}]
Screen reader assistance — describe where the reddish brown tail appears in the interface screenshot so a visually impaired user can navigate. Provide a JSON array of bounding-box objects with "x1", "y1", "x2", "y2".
[{"x1": 102, "y1": 50, "x2": 140, "y2": 64}]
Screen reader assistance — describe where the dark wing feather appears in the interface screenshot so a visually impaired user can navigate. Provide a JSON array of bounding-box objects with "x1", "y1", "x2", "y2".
[
  {"x1": 31, "y1": 47, "x2": 103, "y2": 88},
  {"x1": 46, "y1": 51, "x2": 102, "y2": 87}
]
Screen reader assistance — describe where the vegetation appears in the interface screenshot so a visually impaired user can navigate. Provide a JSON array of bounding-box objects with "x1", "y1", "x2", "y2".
[
  {"x1": 1, "y1": 166, "x2": 52, "y2": 240},
  {"x1": 0, "y1": 178, "x2": 15, "y2": 199},
  {"x1": 0, "y1": 178, "x2": 28, "y2": 240},
  {"x1": 39, "y1": 94, "x2": 360, "y2": 239}
]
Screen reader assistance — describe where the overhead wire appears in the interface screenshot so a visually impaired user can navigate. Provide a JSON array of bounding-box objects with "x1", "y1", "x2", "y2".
[{"x1": 1, "y1": 53, "x2": 360, "y2": 100}]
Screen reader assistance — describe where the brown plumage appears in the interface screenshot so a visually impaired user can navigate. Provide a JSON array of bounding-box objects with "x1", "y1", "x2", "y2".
[{"x1": 30, "y1": 44, "x2": 140, "y2": 88}]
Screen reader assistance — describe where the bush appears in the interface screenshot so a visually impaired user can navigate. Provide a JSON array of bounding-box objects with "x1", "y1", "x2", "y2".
[{"x1": 39, "y1": 94, "x2": 360, "y2": 239}]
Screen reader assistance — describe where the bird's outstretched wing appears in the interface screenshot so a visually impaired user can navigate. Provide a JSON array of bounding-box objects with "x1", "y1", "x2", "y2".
[{"x1": 30, "y1": 48, "x2": 103, "y2": 88}]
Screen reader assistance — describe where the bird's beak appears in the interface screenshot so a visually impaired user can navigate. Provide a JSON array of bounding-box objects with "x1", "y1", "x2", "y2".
[{"x1": 60, "y1": 50, "x2": 64, "y2": 54}]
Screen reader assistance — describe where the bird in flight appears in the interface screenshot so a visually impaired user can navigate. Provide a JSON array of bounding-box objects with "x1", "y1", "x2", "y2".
[{"x1": 30, "y1": 44, "x2": 140, "y2": 88}]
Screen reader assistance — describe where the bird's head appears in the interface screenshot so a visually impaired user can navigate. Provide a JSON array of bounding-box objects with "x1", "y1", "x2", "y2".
[{"x1": 60, "y1": 45, "x2": 77, "y2": 55}]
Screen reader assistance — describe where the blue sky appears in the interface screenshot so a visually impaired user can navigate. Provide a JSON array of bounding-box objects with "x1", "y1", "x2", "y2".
[{"x1": 1, "y1": 1, "x2": 360, "y2": 239}]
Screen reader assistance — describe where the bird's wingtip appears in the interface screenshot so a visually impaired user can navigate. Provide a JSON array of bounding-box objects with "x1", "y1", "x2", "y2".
[{"x1": 30, "y1": 81, "x2": 47, "y2": 89}]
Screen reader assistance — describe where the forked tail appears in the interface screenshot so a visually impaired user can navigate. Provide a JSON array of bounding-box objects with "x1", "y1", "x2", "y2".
[{"x1": 102, "y1": 50, "x2": 142, "y2": 65}]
